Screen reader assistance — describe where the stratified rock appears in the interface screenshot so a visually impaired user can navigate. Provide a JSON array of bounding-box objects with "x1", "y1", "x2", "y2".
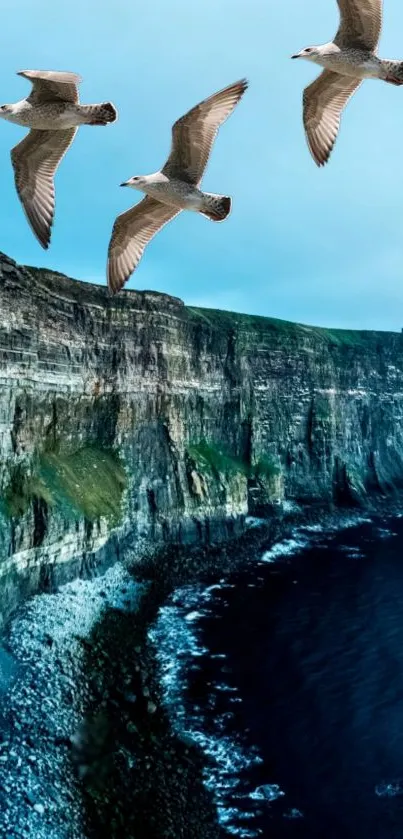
[{"x1": 0, "y1": 250, "x2": 402, "y2": 624}]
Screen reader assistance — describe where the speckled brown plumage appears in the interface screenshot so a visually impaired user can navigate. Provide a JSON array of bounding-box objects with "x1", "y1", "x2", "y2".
[
  {"x1": 107, "y1": 79, "x2": 248, "y2": 294},
  {"x1": 1, "y1": 70, "x2": 117, "y2": 248},
  {"x1": 293, "y1": 1, "x2": 403, "y2": 166}
]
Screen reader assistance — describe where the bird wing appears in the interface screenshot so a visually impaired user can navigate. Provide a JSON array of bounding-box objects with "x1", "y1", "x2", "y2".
[
  {"x1": 107, "y1": 196, "x2": 181, "y2": 293},
  {"x1": 303, "y1": 70, "x2": 361, "y2": 166},
  {"x1": 334, "y1": 0, "x2": 382, "y2": 51},
  {"x1": 162, "y1": 79, "x2": 248, "y2": 185},
  {"x1": 11, "y1": 128, "x2": 77, "y2": 248},
  {"x1": 18, "y1": 70, "x2": 81, "y2": 104}
]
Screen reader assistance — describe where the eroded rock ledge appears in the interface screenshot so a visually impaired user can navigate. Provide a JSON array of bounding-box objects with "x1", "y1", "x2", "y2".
[{"x1": 1, "y1": 250, "x2": 403, "y2": 624}]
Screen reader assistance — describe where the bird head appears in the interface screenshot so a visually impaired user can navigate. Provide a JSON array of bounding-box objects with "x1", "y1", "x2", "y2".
[
  {"x1": 291, "y1": 46, "x2": 321, "y2": 62},
  {"x1": 120, "y1": 175, "x2": 147, "y2": 191}
]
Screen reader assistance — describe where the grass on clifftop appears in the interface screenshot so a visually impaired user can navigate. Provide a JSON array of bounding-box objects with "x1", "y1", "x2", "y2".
[
  {"x1": 187, "y1": 307, "x2": 378, "y2": 348},
  {"x1": 3, "y1": 447, "x2": 126, "y2": 525}
]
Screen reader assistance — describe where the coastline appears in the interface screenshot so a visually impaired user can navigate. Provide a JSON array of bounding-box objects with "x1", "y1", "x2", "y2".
[
  {"x1": 77, "y1": 495, "x2": 403, "y2": 837},
  {"x1": 1, "y1": 494, "x2": 402, "y2": 837}
]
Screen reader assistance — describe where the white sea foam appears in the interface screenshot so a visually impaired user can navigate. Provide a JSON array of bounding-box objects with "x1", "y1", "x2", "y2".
[
  {"x1": 148, "y1": 598, "x2": 208, "y2": 710},
  {"x1": 150, "y1": 510, "x2": 391, "y2": 835},
  {"x1": 261, "y1": 537, "x2": 309, "y2": 563},
  {"x1": 375, "y1": 780, "x2": 403, "y2": 798},
  {"x1": 245, "y1": 516, "x2": 266, "y2": 529},
  {"x1": 301, "y1": 524, "x2": 325, "y2": 533},
  {"x1": 338, "y1": 545, "x2": 365, "y2": 559},
  {"x1": 259, "y1": 511, "x2": 375, "y2": 566},
  {"x1": 213, "y1": 682, "x2": 239, "y2": 693},
  {"x1": 219, "y1": 808, "x2": 261, "y2": 837},
  {"x1": 281, "y1": 501, "x2": 302, "y2": 514},
  {"x1": 324, "y1": 514, "x2": 372, "y2": 532},
  {"x1": 149, "y1": 586, "x2": 264, "y2": 838},
  {"x1": 185, "y1": 610, "x2": 206, "y2": 622},
  {"x1": 374, "y1": 527, "x2": 398, "y2": 539},
  {"x1": 250, "y1": 783, "x2": 285, "y2": 802}
]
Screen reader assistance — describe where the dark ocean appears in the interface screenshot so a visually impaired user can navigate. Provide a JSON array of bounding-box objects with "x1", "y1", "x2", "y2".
[{"x1": 149, "y1": 512, "x2": 403, "y2": 838}]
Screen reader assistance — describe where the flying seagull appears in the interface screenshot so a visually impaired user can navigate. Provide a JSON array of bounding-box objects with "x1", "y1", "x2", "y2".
[
  {"x1": 107, "y1": 78, "x2": 248, "y2": 294},
  {"x1": 0, "y1": 70, "x2": 117, "y2": 248},
  {"x1": 292, "y1": 0, "x2": 403, "y2": 166}
]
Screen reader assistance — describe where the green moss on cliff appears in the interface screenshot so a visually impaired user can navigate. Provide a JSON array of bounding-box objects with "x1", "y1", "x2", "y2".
[
  {"x1": 186, "y1": 440, "x2": 286, "y2": 511},
  {"x1": 253, "y1": 455, "x2": 281, "y2": 480},
  {"x1": 40, "y1": 448, "x2": 126, "y2": 523},
  {"x1": 251, "y1": 454, "x2": 284, "y2": 504},
  {"x1": 3, "y1": 447, "x2": 126, "y2": 524},
  {"x1": 187, "y1": 442, "x2": 283, "y2": 485},
  {"x1": 3, "y1": 466, "x2": 53, "y2": 519},
  {"x1": 187, "y1": 440, "x2": 247, "y2": 478}
]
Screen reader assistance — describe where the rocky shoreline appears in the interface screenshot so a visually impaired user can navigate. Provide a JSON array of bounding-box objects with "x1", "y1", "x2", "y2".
[
  {"x1": 0, "y1": 495, "x2": 402, "y2": 838},
  {"x1": 77, "y1": 497, "x2": 396, "y2": 838},
  {"x1": 79, "y1": 581, "x2": 223, "y2": 839}
]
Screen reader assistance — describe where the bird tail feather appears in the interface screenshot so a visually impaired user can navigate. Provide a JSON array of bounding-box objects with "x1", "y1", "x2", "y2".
[
  {"x1": 200, "y1": 194, "x2": 232, "y2": 222},
  {"x1": 85, "y1": 102, "x2": 117, "y2": 125},
  {"x1": 382, "y1": 60, "x2": 403, "y2": 85}
]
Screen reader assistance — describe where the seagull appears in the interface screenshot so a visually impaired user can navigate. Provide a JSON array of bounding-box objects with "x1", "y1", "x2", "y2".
[
  {"x1": 107, "y1": 78, "x2": 248, "y2": 294},
  {"x1": 292, "y1": 0, "x2": 403, "y2": 166},
  {"x1": 0, "y1": 70, "x2": 117, "y2": 248}
]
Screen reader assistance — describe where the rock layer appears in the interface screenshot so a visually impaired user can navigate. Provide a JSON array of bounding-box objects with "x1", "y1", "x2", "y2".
[{"x1": 0, "y1": 250, "x2": 403, "y2": 623}]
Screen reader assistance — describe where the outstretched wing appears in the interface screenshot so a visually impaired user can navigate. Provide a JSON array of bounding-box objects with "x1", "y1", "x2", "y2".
[
  {"x1": 18, "y1": 69, "x2": 81, "y2": 104},
  {"x1": 162, "y1": 79, "x2": 248, "y2": 185},
  {"x1": 303, "y1": 70, "x2": 361, "y2": 166},
  {"x1": 11, "y1": 128, "x2": 77, "y2": 248},
  {"x1": 334, "y1": 0, "x2": 382, "y2": 51},
  {"x1": 107, "y1": 196, "x2": 181, "y2": 293}
]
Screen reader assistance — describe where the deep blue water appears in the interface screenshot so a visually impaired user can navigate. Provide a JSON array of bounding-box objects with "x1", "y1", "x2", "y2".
[{"x1": 150, "y1": 513, "x2": 403, "y2": 838}]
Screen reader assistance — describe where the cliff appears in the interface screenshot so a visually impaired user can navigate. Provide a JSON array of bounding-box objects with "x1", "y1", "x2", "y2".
[{"x1": 1, "y1": 250, "x2": 403, "y2": 624}]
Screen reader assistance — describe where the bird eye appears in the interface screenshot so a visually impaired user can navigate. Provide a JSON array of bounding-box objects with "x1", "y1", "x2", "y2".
[{"x1": 305, "y1": 48, "x2": 312, "y2": 53}]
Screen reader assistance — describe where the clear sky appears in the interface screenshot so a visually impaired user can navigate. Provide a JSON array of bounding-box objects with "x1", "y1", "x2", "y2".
[{"x1": 1, "y1": 0, "x2": 403, "y2": 330}]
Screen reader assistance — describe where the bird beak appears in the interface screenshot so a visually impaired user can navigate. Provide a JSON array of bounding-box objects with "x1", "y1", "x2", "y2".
[
  {"x1": 291, "y1": 53, "x2": 300, "y2": 59},
  {"x1": 120, "y1": 181, "x2": 129, "y2": 187}
]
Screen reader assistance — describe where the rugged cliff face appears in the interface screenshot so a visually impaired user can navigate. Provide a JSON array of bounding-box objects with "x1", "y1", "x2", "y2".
[{"x1": 1, "y1": 250, "x2": 403, "y2": 623}]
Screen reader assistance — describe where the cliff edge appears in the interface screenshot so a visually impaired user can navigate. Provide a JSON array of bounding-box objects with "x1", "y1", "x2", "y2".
[{"x1": 1, "y1": 250, "x2": 402, "y2": 623}]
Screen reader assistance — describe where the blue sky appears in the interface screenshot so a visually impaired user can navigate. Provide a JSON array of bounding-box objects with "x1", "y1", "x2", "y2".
[{"x1": 1, "y1": 0, "x2": 403, "y2": 330}]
